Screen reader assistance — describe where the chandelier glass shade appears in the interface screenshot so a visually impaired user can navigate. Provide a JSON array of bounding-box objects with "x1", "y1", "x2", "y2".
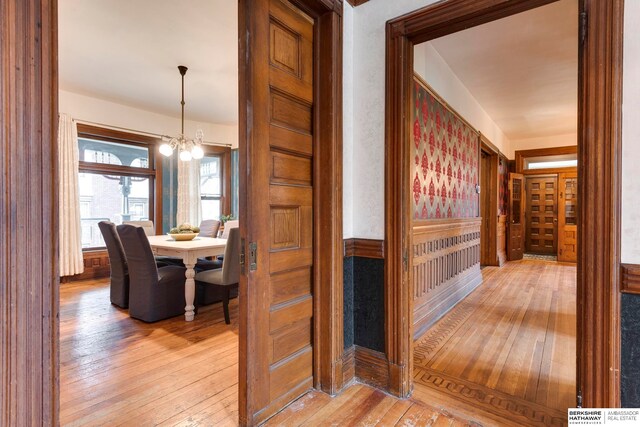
[{"x1": 159, "y1": 65, "x2": 204, "y2": 161}]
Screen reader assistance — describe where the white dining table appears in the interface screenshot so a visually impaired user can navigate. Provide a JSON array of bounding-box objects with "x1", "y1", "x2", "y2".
[{"x1": 147, "y1": 235, "x2": 227, "y2": 321}]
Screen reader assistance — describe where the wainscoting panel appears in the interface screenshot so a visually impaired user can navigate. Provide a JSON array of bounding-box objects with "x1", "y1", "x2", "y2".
[
  {"x1": 412, "y1": 218, "x2": 482, "y2": 339},
  {"x1": 621, "y1": 263, "x2": 640, "y2": 294}
]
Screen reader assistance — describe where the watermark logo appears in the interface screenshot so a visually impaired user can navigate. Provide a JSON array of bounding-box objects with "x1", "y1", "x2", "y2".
[{"x1": 568, "y1": 409, "x2": 640, "y2": 426}]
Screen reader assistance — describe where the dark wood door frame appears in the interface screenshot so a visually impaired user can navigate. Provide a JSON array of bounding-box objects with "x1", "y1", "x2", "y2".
[
  {"x1": 480, "y1": 139, "x2": 500, "y2": 266},
  {"x1": 385, "y1": 0, "x2": 623, "y2": 407},
  {"x1": 1, "y1": 0, "x2": 343, "y2": 424},
  {"x1": 1, "y1": 0, "x2": 59, "y2": 424}
]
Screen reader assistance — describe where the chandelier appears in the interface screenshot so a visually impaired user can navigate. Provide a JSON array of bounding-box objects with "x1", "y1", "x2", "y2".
[{"x1": 159, "y1": 65, "x2": 204, "y2": 161}]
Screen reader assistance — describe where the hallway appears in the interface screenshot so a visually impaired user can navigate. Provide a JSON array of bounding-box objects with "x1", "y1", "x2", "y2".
[{"x1": 412, "y1": 259, "x2": 576, "y2": 427}]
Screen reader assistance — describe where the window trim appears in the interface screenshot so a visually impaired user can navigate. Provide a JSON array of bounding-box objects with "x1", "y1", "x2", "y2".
[
  {"x1": 77, "y1": 123, "x2": 162, "y2": 250},
  {"x1": 514, "y1": 145, "x2": 578, "y2": 175},
  {"x1": 201, "y1": 144, "x2": 232, "y2": 217}
]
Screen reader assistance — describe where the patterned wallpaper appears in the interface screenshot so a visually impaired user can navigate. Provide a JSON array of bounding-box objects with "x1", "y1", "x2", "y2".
[
  {"x1": 499, "y1": 157, "x2": 509, "y2": 216},
  {"x1": 412, "y1": 78, "x2": 479, "y2": 219}
]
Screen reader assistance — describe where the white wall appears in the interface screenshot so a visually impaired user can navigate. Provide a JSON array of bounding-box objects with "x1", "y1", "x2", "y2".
[
  {"x1": 343, "y1": 2, "x2": 355, "y2": 238},
  {"x1": 413, "y1": 42, "x2": 512, "y2": 156},
  {"x1": 509, "y1": 133, "x2": 577, "y2": 158},
  {"x1": 621, "y1": 0, "x2": 640, "y2": 263},
  {"x1": 59, "y1": 90, "x2": 239, "y2": 148},
  {"x1": 350, "y1": 0, "x2": 439, "y2": 239}
]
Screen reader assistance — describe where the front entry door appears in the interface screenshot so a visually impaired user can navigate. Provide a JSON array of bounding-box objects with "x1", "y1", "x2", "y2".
[
  {"x1": 525, "y1": 175, "x2": 558, "y2": 255},
  {"x1": 239, "y1": 0, "x2": 315, "y2": 424},
  {"x1": 558, "y1": 172, "x2": 578, "y2": 262},
  {"x1": 507, "y1": 173, "x2": 524, "y2": 260}
]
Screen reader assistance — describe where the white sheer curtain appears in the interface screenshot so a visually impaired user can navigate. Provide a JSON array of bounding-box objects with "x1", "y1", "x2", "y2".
[
  {"x1": 58, "y1": 114, "x2": 84, "y2": 276},
  {"x1": 176, "y1": 159, "x2": 202, "y2": 227}
]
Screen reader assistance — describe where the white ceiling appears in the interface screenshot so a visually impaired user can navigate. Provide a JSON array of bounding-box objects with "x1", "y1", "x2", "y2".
[
  {"x1": 428, "y1": 0, "x2": 578, "y2": 141},
  {"x1": 58, "y1": 0, "x2": 239, "y2": 125}
]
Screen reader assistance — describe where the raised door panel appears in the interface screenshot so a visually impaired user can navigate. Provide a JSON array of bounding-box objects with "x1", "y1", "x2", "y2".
[
  {"x1": 266, "y1": 0, "x2": 315, "y2": 414},
  {"x1": 525, "y1": 176, "x2": 557, "y2": 255},
  {"x1": 508, "y1": 173, "x2": 524, "y2": 261},
  {"x1": 240, "y1": 0, "x2": 315, "y2": 423},
  {"x1": 558, "y1": 172, "x2": 578, "y2": 262}
]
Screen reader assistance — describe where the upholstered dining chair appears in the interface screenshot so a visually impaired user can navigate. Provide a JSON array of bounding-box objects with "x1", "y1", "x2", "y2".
[
  {"x1": 194, "y1": 227, "x2": 240, "y2": 324},
  {"x1": 198, "y1": 219, "x2": 221, "y2": 238},
  {"x1": 122, "y1": 220, "x2": 185, "y2": 266},
  {"x1": 123, "y1": 220, "x2": 155, "y2": 236},
  {"x1": 98, "y1": 221, "x2": 129, "y2": 308},
  {"x1": 116, "y1": 224, "x2": 187, "y2": 322},
  {"x1": 221, "y1": 219, "x2": 238, "y2": 239},
  {"x1": 194, "y1": 219, "x2": 227, "y2": 272}
]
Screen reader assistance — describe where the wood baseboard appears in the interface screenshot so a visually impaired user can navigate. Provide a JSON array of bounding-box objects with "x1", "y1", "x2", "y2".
[
  {"x1": 622, "y1": 263, "x2": 640, "y2": 294},
  {"x1": 354, "y1": 345, "x2": 389, "y2": 390},
  {"x1": 342, "y1": 345, "x2": 355, "y2": 387},
  {"x1": 343, "y1": 238, "x2": 384, "y2": 259}
]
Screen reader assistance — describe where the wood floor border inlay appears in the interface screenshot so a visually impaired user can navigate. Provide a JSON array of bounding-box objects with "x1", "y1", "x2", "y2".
[
  {"x1": 412, "y1": 260, "x2": 576, "y2": 427},
  {"x1": 414, "y1": 366, "x2": 566, "y2": 426}
]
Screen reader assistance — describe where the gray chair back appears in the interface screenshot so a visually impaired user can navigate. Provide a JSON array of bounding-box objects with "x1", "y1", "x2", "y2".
[
  {"x1": 222, "y1": 227, "x2": 241, "y2": 285},
  {"x1": 199, "y1": 219, "x2": 220, "y2": 237},
  {"x1": 98, "y1": 220, "x2": 129, "y2": 308},
  {"x1": 116, "y1": 224, "x2": 159, "y2": 286},
  {"x1": 123, "y1": 220, "x2": 155, "y2": 236}
]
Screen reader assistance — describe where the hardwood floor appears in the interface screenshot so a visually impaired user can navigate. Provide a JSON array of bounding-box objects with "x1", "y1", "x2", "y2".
[
  {"x1": 264, "y1": 384, "x2": 474, "y2": 426},
  {"x1": 412, "y1": 259, "x2": 576, "y2": 427},
  {"x1": 60, "y1": 279, "x2": 473, "y2": 426},
  {"x1": 59, "y1": 279, "x2": 241, "y2": 426}
]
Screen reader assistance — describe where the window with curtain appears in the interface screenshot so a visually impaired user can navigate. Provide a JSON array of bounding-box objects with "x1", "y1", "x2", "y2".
[
  {"x1": 77, "y1": 124, "x2": 159, "y2": 249},
  {"x1": 200, "y1": 154, "x2": 222, "y2": 220}
]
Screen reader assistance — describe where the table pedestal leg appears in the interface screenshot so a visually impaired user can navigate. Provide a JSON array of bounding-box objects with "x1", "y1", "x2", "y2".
[{"x1": 184, "y1": 263, "x2": 196, "y2": 321}]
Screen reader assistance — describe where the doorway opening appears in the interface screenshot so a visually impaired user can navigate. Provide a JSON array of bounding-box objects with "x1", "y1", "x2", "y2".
[
  {"x1": 385, "y1": 0, "x2": 623, "y2": 419},
  {"x1": 55, "y1": 1, "x2": 343, "y2": 426},
  {"x1": 409, "y1": 5, "x2": 579, "y2": 420}
]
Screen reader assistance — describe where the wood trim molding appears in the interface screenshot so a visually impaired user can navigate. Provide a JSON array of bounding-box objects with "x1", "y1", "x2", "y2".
[
  {"x1": 577, "y1": 0, "x2": 623, "y2": 407},
  {"x1": 515, "y1": 145, "x2": 577, "y2": 174},
  {"x1": 345, "y1": 0, "x2": 369, "y2": 7},
  {"x1": 1, "y1": 0, "x2": 59, "y2": 424},
  {"x1": 343, "y1": 238, "x2": 384, "y2": 258},
  {"x1": 342, "y1": 345, "x2": 355, "y2": 386},
  {"x1": 354, "y1": 345, "x2": 390, "y2": 390},
  {"x1": 385, "y1": 0, "x2": 623, "y2": 407},
  {"x1": 621, "y1": 264, "x2": 640, "y2": 294},
  {"x1": 312, "y1": 1, "x2": 345, "y2": 397}
]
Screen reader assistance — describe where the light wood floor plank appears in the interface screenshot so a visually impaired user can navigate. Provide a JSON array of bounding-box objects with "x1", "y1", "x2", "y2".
[
  {"x1": 61, "y1": 279, "x2": 471, "y2": 427},
  {"x1": 413, "y1": 259, "x2": 575, "y2": 427}
]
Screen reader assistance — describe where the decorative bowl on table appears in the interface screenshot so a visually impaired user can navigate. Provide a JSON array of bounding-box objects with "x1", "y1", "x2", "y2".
[
  {"x1": 168, "y1": 223, "x2": 200, "y2": 241},
  {"x1": 168, "y1": 232, "x2": 198, "y2": 241}
]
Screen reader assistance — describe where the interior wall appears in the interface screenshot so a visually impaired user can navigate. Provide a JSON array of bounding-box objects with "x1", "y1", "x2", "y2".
[
  {"x1": 413, "y1": 42, "x2": 512, "y2": 156},
  {"x1": 59, "y1": 89, "x2": 239, "y2": 148},
  {"x1": 350, "y1": 0, "x2": 439, "y2": 240},
  {"x1": 622, "y1": 0, "x2": 640, "y2": 265},
  {"x1": 621, "y1": 0, "x2": 640, "y2": 409},
  {"x1": 343, "y1": 2, "x2": 355, "y2": 239}
]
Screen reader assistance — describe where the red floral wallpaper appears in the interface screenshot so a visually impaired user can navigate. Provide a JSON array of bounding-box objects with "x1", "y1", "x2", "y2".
[
  {"x1": 498, "y1": 157, "x2": 509, "y2": 216},
  {"x1": 412, "y1": 78, "x2": 479, "y2": 219}
]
